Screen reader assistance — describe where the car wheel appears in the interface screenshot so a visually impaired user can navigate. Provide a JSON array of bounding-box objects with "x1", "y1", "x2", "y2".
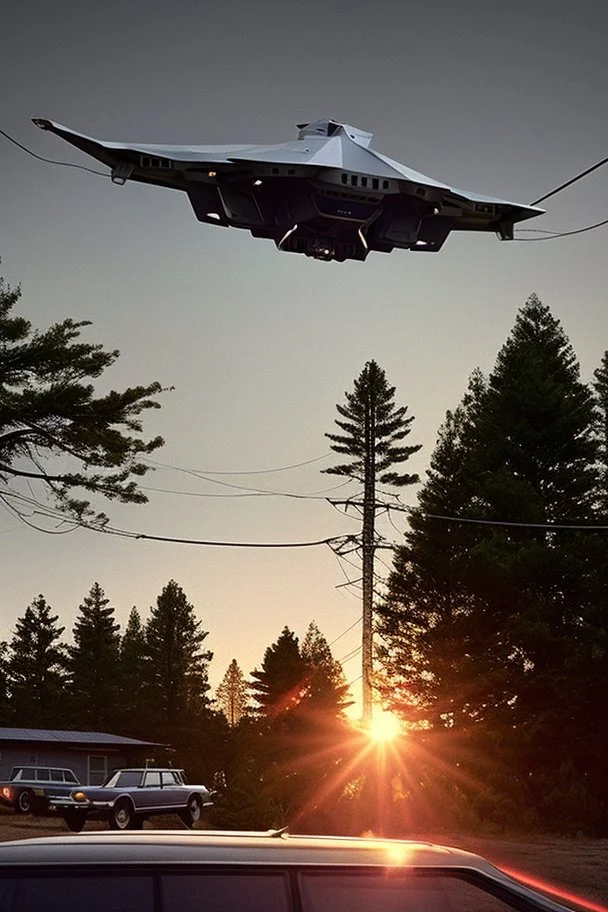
[
  {"x1": 16, "y1": 789, "x2": 33, "y2": 814},
  {"x1": 63, "y1": 810, "x2": 86, "y2": 833},
  {"x1": 109, "y1": 799, "x2": 135, "y2": 830},
  {"x1": 179, "y1": 795, "x2": 202, "y2": 828}
]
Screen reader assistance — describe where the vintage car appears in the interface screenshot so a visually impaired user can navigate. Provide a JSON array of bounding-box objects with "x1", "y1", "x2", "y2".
[
  {"x1": 0, "y1": 830, "x2": 588, "y2": 912},
  {"x1": 49, "y1": 767, "x2": 213, "y2": 831},
  {"x1": 0, "y1": 766, "x2": 80, "y2": 815}
]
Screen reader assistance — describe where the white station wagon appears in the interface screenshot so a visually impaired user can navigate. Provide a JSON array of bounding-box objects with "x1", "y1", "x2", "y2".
[{"x1": 0, "y1": 830, "x2": 579, "y2": 912}]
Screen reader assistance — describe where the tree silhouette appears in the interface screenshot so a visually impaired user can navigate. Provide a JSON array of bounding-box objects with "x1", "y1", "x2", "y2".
[
  {"x1": 324, "y1": 360, "x2": 420, "y2": 720},
  {"x1": 67, "y1": 582, "x2": 121, "y2": 730},
  {"x1": 216, "y1": 659, "x2": 249, "y2": 726},
  {"x1": 0, "y1": 275, "x2": 167, "y2": 526}
]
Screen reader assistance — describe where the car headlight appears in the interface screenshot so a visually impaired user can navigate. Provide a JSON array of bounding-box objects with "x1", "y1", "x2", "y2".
[
  {"x1": 72, "y1": 791, "x2": 90, "y2": 803},
  {"x1": 1, "y1": 786, "x2": 13, "y2": 800}
]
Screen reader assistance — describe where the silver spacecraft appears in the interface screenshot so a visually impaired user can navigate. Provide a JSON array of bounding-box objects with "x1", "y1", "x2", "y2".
[{"x1": 33, "y1": 117, "x2": 543, "y2": 262}]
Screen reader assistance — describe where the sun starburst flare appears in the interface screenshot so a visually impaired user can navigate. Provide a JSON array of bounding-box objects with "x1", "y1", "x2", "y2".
[{"x1": 368, "y1": 710, "x2": 404, "y2": 743}]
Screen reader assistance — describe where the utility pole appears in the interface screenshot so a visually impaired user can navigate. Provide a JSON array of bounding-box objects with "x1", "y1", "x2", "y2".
[
  {"x1": 324, "y1": 360, "x2": 421, "y2": 725},
  {"x1": 361, "y1": 373, "x2": 376, "y2": 723}
]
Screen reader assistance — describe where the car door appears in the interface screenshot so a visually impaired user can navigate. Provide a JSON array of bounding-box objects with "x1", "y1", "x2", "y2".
[
  {"x1": 160, "y1": 770, "x2": 186, "y2": 810},
  {"x1": 137, "y1": 771, "x2": 166, "y2": 811}
]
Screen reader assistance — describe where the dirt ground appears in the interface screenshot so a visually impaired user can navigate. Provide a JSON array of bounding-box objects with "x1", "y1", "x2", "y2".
[
  {"x1": 416, "y1": 832, "x2": 608, "y2": 909},
  {"x1": 0, "y1": 815, "x2": 607, "y2": 909}
]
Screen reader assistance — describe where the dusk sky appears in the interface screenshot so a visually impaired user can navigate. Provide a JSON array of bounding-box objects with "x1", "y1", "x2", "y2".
[{"x1": 2, "y1": 0, "x2": 607, "y2": 710}]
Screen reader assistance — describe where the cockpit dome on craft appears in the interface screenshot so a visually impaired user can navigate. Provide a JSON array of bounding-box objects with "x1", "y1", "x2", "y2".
[{"x1": 296, "y1": 120, "x2": 374, "y2": 147}]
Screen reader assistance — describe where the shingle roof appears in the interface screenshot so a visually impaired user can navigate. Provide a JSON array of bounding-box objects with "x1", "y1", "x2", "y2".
[{"x1": 0, "y1": 727, "x2": 163, "y2": 747}]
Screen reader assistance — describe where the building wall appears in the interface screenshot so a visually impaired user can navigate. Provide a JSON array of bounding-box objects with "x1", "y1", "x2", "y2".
[{"x1": 0, "y1": 746, "x2": 132, "y2": 785}]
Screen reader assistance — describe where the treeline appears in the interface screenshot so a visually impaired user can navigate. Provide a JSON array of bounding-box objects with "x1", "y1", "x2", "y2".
[
  {"x1": 0, "y1": 580, "x2": 215, "y2": 765},
  {"x1": 0, "y1": 582, "x2": 368, "y2": 831},
  {"x1": 376, "y1": 295, "x2": 608, "y2": 837}
]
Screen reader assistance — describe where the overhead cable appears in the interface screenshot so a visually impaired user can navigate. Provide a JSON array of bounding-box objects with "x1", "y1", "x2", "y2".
[
  {"x1": 0, "y1": 128, "x2": 108, "y2": 177},
  {"x1": 1, "y1": 487, "x2": 357, "y2": 548},
  {"x1": 102, "y1": 528, "x2": 353, "y2": 548},
  {"x1": 420, "y1": 512, "x2": 608, "y2": 531},
  {"x1": 139, "y1": 477, "x2": 353, "y2": 500},
  {"x1": 144, "y1": 453, "x2": 333, "y2": 476},
  {"x1": 328, "y1": 616, "x2": 362, "y2": 647},
  {"x1": 530, "y1": 153, "x2": 608, "y2": 206},
  {"x1": 513, "y1": 217, "x2": 608, "y2": 241}
]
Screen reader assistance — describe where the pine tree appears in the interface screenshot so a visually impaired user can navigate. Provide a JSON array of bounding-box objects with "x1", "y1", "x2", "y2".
[
  {"x1": 6, "y1": 595, "x2": 67, "y2": 727},
  {"x1": 324, "y1": 360, "x2": 421, "y2": 720},
  {"x1": 377, "y1": 371, "x2": 490, "y2": 729},
  {"x1": 119, "y1": 606, "x2": 149, "y2": 736},
  {"x1": 144, "y1": 580, "x2": 212, "y2": 737},
  {"x1": 0, "y1": 275, "x2": 166, "y2": 527},
  {"x1": 250, "y1": 627, "x2": 307, "y2": 717},
  {"x1": 301, "y1": 621, "x2": 350, "y2": 715},
  {"x1": 67, "y1": 582, "x2": 121, "y2": 730},
  {"x1": 216, "y1": 659, "x2": 249, "y2": 726},
  {"x1": 378, "y1": 294, "x2": 608, "y2": 832}
]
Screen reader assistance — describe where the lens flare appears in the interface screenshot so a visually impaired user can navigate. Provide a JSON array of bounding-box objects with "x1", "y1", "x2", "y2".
[
  {"x1": 368, "y1": 711, "x2": 403, "y2": 743},
  {"x1": 500, "y1": 865, "x2": 608, "y2": 912}
]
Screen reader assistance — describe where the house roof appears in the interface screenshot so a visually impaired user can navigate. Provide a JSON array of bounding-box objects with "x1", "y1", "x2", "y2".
[{"x1": 0, "y1": 728, "x2": 163, "y2": 748}]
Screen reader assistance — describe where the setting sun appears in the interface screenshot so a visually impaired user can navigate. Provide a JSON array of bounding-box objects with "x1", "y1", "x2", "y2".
[{"x1": 368, "y1": 711, "x2": 403, "y2": 743}]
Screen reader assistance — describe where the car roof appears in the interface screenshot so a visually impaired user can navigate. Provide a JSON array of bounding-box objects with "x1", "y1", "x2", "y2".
[
  {"x1": 0, "y1": 832, "x2": 573, "y2": 912},
  {"x1": 110, "y1": 768, "x2": 183, "y2": 773},
  {"x1": 0, "y1": 830, "x2": 505, "y2": 873}
]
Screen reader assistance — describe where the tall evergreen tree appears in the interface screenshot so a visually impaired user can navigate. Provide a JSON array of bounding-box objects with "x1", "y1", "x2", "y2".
[
  {"x1": 377, "y1": 370, "x2": 491, "y2": 729},
  {"x1": 6, "y1": 595, "x2": 67, "y2": 727},
  {"x1": 67, "y1": 582, "x2": 121, "y2": 730},
  {"x1": 250, "y1": 627, "x2": 307, "y2": 717},
  {"x1": 324, "y1": 360, "x2": 421, "y2": 720},
  {"x1": 301, "y1": 621, "x2": 350, "y2": 715},
  {"x1": 378, "y1": 294, "x2": 608, "y2": 832},
  {"x1": 118, "y1": 606, "x2": 149, "y2": 736},
  {"x1": 144, "y1": 580, "x2": 212, "y2": 738},
  {"x1": 248, "y1": 625, "x2": 355, "y2": 831},
  {"x1": 216, "y1": 659, "x2": 249, "y2": 726}
]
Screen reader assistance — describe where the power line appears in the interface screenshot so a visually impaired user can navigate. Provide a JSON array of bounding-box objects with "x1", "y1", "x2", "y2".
[
  {"x1": 106, "y1": 531, "x2": 347, "y2": 548},
  {"x1": 384, "y1": 502, "x2": 608, "y2": 532},
  {"x1": 144, "y1": 453, "x2": 333, "y2": 476},
  {"x1": 513, "y1": 217, "x2": 608, "y2": 241},
  {"x1": 0, "y1": 128, "x2": 109, "y2": 177},
  {"x1": 1, "y1": 486, "x2": 359, "y2": 548},
  {"x1": 0, "y1": 493, "x2": 79, "y2": 535},
  {"x1": 139, "y1": 477, "x2": 354, "y2": 500},
  {"x1": 96, "y1": 519, "x2": 359, "y2": 549},
  {"x1": 530, "y1": 153, "x2": 608, "y2": 206},
  {"x1": 338, "y1": 645, "x2": 362, "y2": 665},
  {"x1": 422, "y1": 512, "x2": 608, "y2": 531},
  {"x1": 328, "y1": 616, "x2": 362, "y2": 647}
]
